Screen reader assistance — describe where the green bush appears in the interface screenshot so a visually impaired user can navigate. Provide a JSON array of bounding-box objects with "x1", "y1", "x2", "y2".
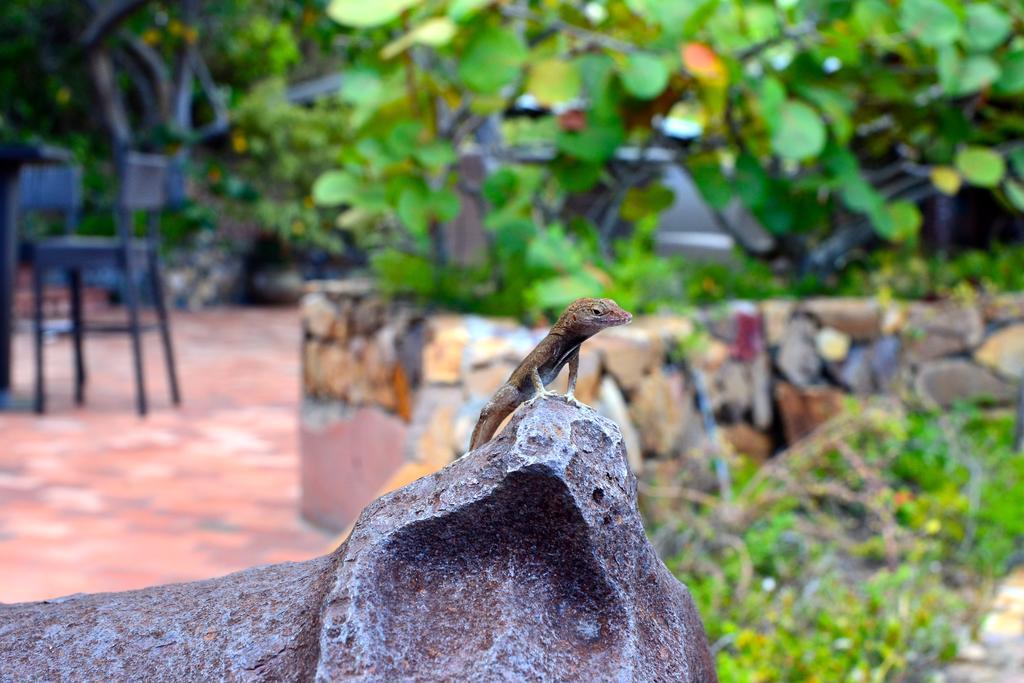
[
  {"x1": 645, "y1": 402, "x2": 1023, "y2": 681},
  {"x1": 311, "y1": 0, "x2": 1024, "y2": 318}
]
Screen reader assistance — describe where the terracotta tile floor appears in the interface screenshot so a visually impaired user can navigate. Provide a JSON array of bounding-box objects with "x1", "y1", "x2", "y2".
[{"x1": 0, "y1": 307, "x2": 334, "y2": 603}]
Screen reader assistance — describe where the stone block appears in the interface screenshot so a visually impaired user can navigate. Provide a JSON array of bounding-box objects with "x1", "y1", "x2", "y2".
[
  {"x1": 465, "y1": 361, "x2": 516, "y2": 400},
  {"x1": 904, "y1": 302, "x2": 984, "y2": 362},
  {"x1": 721, "y1": 423, "x2": 774, "y2": 461},
  {"x1": 760, "y1": 300, "x2": 795, "y2": 346},
  {"x1": 816, "y1": 327, "x2": 851, "y2": 362},
  {"x1": 708, "y1": 360, "x2": 752, "y2": 423},
  {"x1": 592, "y1": 329, "x2": 663, "y2": 393},
  {"x1": 422, "y1": 317, "x2": 470, "y2": 385},
  {"x1": 801, "y1": 298, "x2": 881, "y2": 341},
  {"x1": 974, "y1": 323, "x2": 1024, "y2": 380},
  {"x1": 914, "y1": 359, "x2": 1016, "y2": 408},
  {"x1": 629, "y1": 370, "x2": 688, "y2": 458},
  {"x1": 775, "y1": 382, "x2": 844, "y2": 444},
  {"x1": 982, "y1": 293, "x2": 1024, "y2": 324},
  {"x1": 301, "y1": 292, "x2": 338, "y2": 340},
  {"x1": 775, "y1": 315, "x2": 823, "y2": 386}
]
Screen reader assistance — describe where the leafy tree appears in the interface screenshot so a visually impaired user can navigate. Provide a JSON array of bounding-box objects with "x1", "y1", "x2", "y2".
[{"x1": 314, "y1": 0, "x2": 1024, "y2": 315}]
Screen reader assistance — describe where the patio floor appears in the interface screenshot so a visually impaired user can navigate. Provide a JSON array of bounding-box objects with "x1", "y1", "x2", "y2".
[{"x1": 0, "y1": 307, "x2": 335, "y2": 604}]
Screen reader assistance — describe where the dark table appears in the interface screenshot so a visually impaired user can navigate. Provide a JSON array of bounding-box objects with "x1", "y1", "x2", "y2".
[{"x1": 0, "y1": 144, "x2": 71, "y2": 409}]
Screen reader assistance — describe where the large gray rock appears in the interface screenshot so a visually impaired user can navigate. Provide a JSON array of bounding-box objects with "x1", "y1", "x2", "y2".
[{"x1": 0, "y1": 397, "x2": 715, "y2": 682}]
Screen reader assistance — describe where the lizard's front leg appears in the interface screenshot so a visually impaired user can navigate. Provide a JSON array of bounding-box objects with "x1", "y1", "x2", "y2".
[
  {"x1": 526, "y1": 368, "x2": 558, "y2": 403},
  {"x1": 563, "y1": 348, "x2": 584, "y2": 407}
]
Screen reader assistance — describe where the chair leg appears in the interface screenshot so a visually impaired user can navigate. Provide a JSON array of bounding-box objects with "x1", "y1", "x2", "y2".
[
  {"x1": 33, "y1": 265, "x2": 45, "y2": 414},
  {"x1": 69, "y1": 268, "x2": 86, "y2": 405},
  {"x1": 148, "y1": 252, "x2": 180, "y2": 405},
  {"x1": 122, "y1": 260, "x2": 148, "y2": 417}
]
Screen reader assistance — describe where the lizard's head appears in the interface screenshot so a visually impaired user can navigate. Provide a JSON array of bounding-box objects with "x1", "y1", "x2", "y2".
[{"x1": 561, "y1": 297, "x2": 633, "y2": 335}]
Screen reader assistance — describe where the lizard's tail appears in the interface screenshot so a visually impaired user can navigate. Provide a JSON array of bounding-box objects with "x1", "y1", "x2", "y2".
[{"x1": 468, "y1": 385, "x2": 519, "y2": 451}]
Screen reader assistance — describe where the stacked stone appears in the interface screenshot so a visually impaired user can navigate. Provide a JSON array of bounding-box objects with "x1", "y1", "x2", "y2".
[{"x1": 299, "y1": 281, "x2": 1024, "y2": 530}]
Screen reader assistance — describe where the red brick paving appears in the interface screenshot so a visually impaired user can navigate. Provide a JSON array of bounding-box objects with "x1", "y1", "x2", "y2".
[{"x1": 0, "y1": 307, "x2": 335, "y2": 603}]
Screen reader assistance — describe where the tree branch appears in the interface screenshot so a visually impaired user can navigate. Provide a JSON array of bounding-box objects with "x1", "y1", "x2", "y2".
[{"x1": 80, "y1": 0, "x2": 151, "y2": 49}]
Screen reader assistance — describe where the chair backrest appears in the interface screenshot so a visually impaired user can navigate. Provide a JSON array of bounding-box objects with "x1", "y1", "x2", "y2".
[
  {"x1": 118, "y1": 152, "x2": 168, "y2": 211},
  {"x1": 19, "y1": 164, "x2": 82, "y2": 233}
]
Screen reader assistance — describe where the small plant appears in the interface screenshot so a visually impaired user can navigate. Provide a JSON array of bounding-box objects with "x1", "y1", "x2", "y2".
[{"x1": 644, "y1": 401, "x2": 1023, "y2": 681}]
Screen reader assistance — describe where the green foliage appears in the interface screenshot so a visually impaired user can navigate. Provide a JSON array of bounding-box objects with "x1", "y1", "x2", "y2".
[
  {"x1": 309, "y1": 0, "x2": 1023, "y2": 319},
  {"x1": 646, "y1": 402, "x2": 1023, "y2": 681}
]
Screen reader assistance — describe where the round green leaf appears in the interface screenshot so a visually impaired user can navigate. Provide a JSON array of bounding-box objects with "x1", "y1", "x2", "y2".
[
  {"x1": 327, "y1": 0, "x2": 420, "y2": 28},
  {"x1": 940, "y1": 51, "x2": 1002, "y2": 96},
  {"x1": 995, "y1": 51, "x2": 1024, "y2": 95},
  {"x1": 963, "y1": 4, "x2": 1011, "y2": 53},
  {"x1": 619, "y1": 53, "x2": 670, "y2": 100},
  {"x1": 1005, "y1": 179, "x2": 1024, "y2": 212},
  {"x1": 955, "y1": 146, "x2": 1006, "y2": 187},
  {"x1": 930, "y1": 166, "x2": 962, "y2": 195},
  {"x1": 771, "y1": 101, "x2": 827, "y2": 161},
  {"x1": 881, "y1": 201, "x2": 922, "y2": 241},
  {"x1": 457, "y1": 27, "x2": 527, "y2": 94},
  {"x1": 899, "y1": 0, "x2": 962, "y2": 48},
  {"x1": 447, "y1": 0, "x2": 492, "y2": 22},
  {"x1": 556, "y1": 117, "x2": 625, "y2": 163},
  {"x1": 526, "y1": 59, "x2": 582, "y2": 106},
  {"x1": 312, "y1": 170, "x2": 359, "y2": 206}
]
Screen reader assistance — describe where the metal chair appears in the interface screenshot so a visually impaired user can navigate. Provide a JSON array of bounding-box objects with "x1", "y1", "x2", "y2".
[{"x1": 24, "y1": 152, "x2": 180, "y2": 415}]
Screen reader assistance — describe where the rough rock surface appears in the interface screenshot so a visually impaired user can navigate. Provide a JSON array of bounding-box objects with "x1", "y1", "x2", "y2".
[{"x1": 0, "y1": 397, "x2": 715, "y2": 683}]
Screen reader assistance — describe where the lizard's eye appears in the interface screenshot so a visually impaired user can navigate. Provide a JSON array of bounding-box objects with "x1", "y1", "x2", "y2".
[{"x1": 592, "y1": 307, "x2": 604, "y2": 316}]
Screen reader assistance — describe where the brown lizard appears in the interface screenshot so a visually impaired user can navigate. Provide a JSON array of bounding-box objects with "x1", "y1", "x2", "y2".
[{"x1": 468, "y1": 297, "x2": 632, "y2": 451}]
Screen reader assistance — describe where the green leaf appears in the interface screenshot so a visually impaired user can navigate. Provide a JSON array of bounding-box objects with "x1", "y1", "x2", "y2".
[
  {"x1": 1009, "y1": 148, "x2": 1024, "y2": 178},
  {"x1": 381, "y1": 17, "x2": 457, "y2": 59},
  {"x1": 526, "y1": 225, "x2": 583, "y2": 271},
  {"x1": 759, "y1": 77, "x2": 786, "y2": 131},
  {"x1": 621, "y1": 183, "x2": 675, "y2": 222},
  {"x1": 458, "y1": 27, "x2": 527, "y2": 94},
  {"x1": 339, "y1": 68, "x2": 384, "y2": 106},
  {"x1": 930, "y1": 166, "x2": 962, "y2": 195},
  {"x1": 526, "y1": 59, "x2": 582, "y2": 106},
  {"x1": 689, "y1": 160, "x2": 732, "y2": 210},
  {"x1": 995, "y1": 51, "x2": 1024, "y2": 95},
  {"x1": 939, "y1": 48, "x2": 1001, "y2": 95},
  {"x1": 413, "y1": 140, "x2": 456, "y2": 169},
  {"x1": 735, "y1": 154, "x2": 769, "y2": 208},
  {"x1": 963, "y1": 4, "x2": 1011, "y2": 53},
  {"x1": 840, "y1": 175, "x2": 885, "y2": 215},
  {"x1": 431, "y1": 188, "x2": 461, "y2": 221},
  {"x1": 312, "y1": 170, "x2": 360, "y2": 206},
  {"x1": 955, "y1": 146, "x2": 1006, "y2": 187},
  {"x1": 619, "y1": 53, "x2": 670, "y2": 100},
  {"x1": 327, "y1": 0, "x2": 420, "y2": 28},
  {"x1": 397, "y1": 184, "x2": 430, "y2": 235},
  {"x1": 878, "y1": 200, "x2": 922, "y2": 242},
  {"x1": 482, "y1": 168, "x2": 519, "y2": 207},
  {"x1": 447, "y1": 0, "x2": 492, "y2": 22},
  {"x1": 1004, "y1": 179, "x2": 1024, "y2": 211},
  {"x1": 771, "y1": 101, "x2": 827, "y2": 161},
  {"x1": 899, "y1": 0, "x2": 962, "y2": 48},
  {"x1": 529, "y1": 273, "x2": 602, "y2": 310},
  {"x1": 552, "y1": 159, "x2": 603, "y2": 192},
  {"x1": 556, "y1": 117, "x2": 624, "y2": 163}
]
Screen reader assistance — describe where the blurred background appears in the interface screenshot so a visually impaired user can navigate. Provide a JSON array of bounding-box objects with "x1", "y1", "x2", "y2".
[{"x1": 1, "y1": 0, "x2": 1024, "y2": 680}]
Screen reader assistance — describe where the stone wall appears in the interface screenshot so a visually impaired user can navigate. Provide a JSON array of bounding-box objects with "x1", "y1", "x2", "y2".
[{"x1": 300, "y1": 281, "x2": 1024, "y2": 531}]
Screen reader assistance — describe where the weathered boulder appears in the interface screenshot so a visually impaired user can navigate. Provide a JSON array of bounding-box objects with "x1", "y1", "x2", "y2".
[
  {"x1": 974, "y1": 323, "x2": 1024, "y2": 380},
  {"x1": 0, "y1": 397, "x2": 715, "y2": 682},
  {"x1": 914, "y1": 359, "x2": 1016, "y2": 407},
  {"x1": 776, "y1": 315, "x2": 823, "y2": 386},
  {"x1": 775, "y1": 382, "x2": 845, "y2": 444}
]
